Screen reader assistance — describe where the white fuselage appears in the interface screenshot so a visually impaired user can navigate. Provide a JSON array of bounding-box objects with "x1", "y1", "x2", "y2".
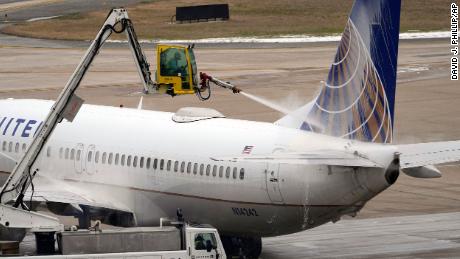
[{"x1": 0, "y1": 99, "x2": 394, "y2": 237}]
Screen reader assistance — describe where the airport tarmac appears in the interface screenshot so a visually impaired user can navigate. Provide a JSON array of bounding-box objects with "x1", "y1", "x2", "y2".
[
  {"x1": 262, "y1": 212, "x2": 460, "y2": 259},
  {"x1": 0, "y1": 36, "x2": 459, "y2": 258},
  {"x1": 0, "y1": 0, "x2": 145, "y2": 22},
  {"x1": 18, "y1": 212, "x2": 460, "y2": 258}
]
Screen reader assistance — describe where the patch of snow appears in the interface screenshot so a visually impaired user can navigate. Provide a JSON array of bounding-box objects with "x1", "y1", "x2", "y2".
[
  {"x1": 105, "y1": 31, "x2": 450, "y2": 44},
  {"x1": 27, "y1": 15, "x2": 61, "y2": 22},
  {"x1": 398, "y1": 65, "x2": 430, "y2": 74}
]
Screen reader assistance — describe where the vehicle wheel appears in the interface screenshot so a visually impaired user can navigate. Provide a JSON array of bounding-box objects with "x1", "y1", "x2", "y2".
[
  {"x1": 220, "y1": 235, "x2": 262, "y2": 259},
  {"x1": 243, "y1": 236, "x2": 262, "y2": 258}
]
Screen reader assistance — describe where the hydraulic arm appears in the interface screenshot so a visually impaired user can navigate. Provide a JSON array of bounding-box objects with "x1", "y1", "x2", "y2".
[
  {"x1": 0, "y1": 7, "x2": 241, "y2": 216},
  {"x1": 0, "y1": 9, "x2": 156, "y2": 208}
]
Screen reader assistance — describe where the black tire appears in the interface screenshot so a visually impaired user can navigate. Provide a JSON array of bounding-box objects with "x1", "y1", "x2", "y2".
[
  {"x1": 244, "y1": 237, "x2": 262, "y2": 259},
  {"x1": 220, "y1": 235, "x2": 262, "y2": 259}
]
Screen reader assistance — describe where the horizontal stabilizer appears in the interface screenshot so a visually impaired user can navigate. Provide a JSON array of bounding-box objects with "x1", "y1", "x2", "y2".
[
  {"x1": 402, "y1": 165, "x2": 442, "y2": 178},
  {"x1": 212, "y1": 150, "x2": 381, "y2": 168},
  {"x1": 398, "y1": 141, "x2": 460, "y2": 168}
]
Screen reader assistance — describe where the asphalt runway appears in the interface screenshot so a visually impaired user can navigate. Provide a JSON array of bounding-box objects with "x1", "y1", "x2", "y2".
[
  {"x1": 0, "y1": 33, "x2": 459, "y2": 258},
  {"x1": 18, "y1": 212, "x2": 460, "y2": 258},
  {"x1": 262, "y1": 212, "x2": 460, "y2": 259},
  {"x1": 0, "y1": 0, "x2": 144, "y2": 22}
]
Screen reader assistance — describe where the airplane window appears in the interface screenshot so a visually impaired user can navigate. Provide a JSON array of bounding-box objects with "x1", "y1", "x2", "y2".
[
  {"x1": 76, "y1": 150, "x2": 81, "y2": 161},
  {"x1": 1, "y1": 141, "x2": 6, "y2": 151},
  {"x1": 160, "y1": 159, "x2": 164, "y2": 170},
  {"x1": 153, "y1": 159, "x2": 158, "y2": 169},
  {"x1": 199, "y1": 164, "x2": 204, "y2": 175},
  {"x1": 181, "y1": 161, "x2": 185, "y2": 173},
  {"x1": 95, "y1": 151, "x2": 100, "y2": 163},
  {"x1": 240, "y1": 168, "x2": 245, "y2": 180},
  {"x1": 133, "y1": 156, "x2": 138, "y2": 167},
  {"x1": 146, "y1": 157, "x2": 151, "y2": 169},
  {"x1": 15, "y1": 142, "x2": 19, "y2": 153},
  {"x1": 233, "y1": 167, "x2": 237, "y2": 179},
  {"x1": 226, "y1": 167, "x2": 230, "y2": 178},
  {"x1": 121, "y1": 154, "x2": 126, "y2": 166},
  {"x1": 127, "y1": 155, "x2": 132, "y2": 167},
  {"x1": 109, "y1": 153, "x2": 114, "y2": 165},
  {"x1": 87, "y1": 151, "x2": 93, "y2": 162},
  {"x1": 167, "y1": 160, "x2": 172, "y2": 171},
  {"x1": 59, "y1": 147, "x2": 63, "y2": 159},
  {"x1": 187, "y1": 162, "x2": 191, "y2": 174},
  {"x1": 174, "y1": 161, "x2": 179, "y2": 172},
  {"x1": 140, "y1": 157, "x2": 144, "y2": 168},
  {"x1": 46, "y1": 146, "x2": 51, "y2": 157},
  {"x1": 212, "y1": 165, "x2": 217, "y2": 177},
  {"x1": 206, "y1": 165, "x2": 211, "y2": 176},
  {"x1": 102, "y1": 152, "x2": 107, "y2": 164},
  {"x1": 8, "y1": 142, "x2": 12, "y2": 152},
  {"x1": 193, "y1": 163, "x2": 198, "y2": 175},
  {"x1": 219, "y1": 166, "x2": 223, "y2": 178},
  {"x1": 65, "y1": 148, "x2": 69, "y2": 159},
  {"x1": 22, "y1": 143, "x2": 27, "y2": 152},
  {"x1": 70, "y1": 149, "x2": 75, "y2": 160},
  {"x1": 115, "y1": 153, "x2": 120, "y2": 165}
]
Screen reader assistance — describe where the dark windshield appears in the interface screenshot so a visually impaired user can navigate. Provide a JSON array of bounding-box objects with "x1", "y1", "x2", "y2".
[{"x1": 160, "y1": 48, "x2": 188, "y2": 77}]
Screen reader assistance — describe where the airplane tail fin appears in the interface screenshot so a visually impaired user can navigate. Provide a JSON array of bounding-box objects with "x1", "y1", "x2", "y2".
[{"x1": 276, "y1": 0, "x2": 401, "y2": 143}]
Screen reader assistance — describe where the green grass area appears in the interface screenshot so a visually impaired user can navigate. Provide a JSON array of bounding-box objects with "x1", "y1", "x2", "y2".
[{"x1": 1, "y1": 0, "x2": 452, "y2": 40}]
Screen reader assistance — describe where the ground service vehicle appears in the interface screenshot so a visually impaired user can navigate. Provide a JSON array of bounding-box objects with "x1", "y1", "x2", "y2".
[
  {"x1": 12, "y1": 223, "x2": 226, "y2": 258},
  {"x1": 156, "y1": 44, "x2": 198, "y2": 96},
  {"x1": 154, "y1": 44, "x2": 239, "y2": 99},
  {"x1": 57, "y1": 224, "x2": 225, "y2": 259}
]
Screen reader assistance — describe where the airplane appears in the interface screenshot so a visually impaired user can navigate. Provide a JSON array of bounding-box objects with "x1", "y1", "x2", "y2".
[{"x1": 1, "y1": 0, "x2": 459, "y2": 257}]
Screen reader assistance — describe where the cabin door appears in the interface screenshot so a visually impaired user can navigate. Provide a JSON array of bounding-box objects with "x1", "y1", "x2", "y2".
[
  {"x1": 85, "y1": 144, "x2": 96, "y2": 175},
  {"x1": 74, "y1": 143, "x2": 84, "y2": 174},
  {"x1": 265, "y1": 163, "x2": 283, "y2": 203}
]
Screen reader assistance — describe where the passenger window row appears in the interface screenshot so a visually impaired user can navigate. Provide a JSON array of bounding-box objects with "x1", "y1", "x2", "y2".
[
  {"x1": 1, "y1": 140, "x2": 28, "y2": 154},
  {"x1": 57, "y1": 146, "x2": 245, "y2": 180},
  {"x1": 59, "y1": 147, "x2": 81, "y2": 161},
  {"x1": 173, "y1": 161, "x2": 245, "y2": 180}
]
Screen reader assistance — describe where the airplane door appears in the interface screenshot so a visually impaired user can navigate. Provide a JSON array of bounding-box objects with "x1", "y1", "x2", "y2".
[
  {"x1": 74, "y1": 143, "x2": 84, "y2": 174},
  {"x1": 265, "y1": 163, "x2": 283, "y2": 203},
  {"x1": 85, "y1": 144, "x2": 96, "y2": 175}
]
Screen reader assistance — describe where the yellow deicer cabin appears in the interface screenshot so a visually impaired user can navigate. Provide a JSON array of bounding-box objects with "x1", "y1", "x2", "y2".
[{"x1": 156, "y1": 44, "x2": 198, "y2": 96}]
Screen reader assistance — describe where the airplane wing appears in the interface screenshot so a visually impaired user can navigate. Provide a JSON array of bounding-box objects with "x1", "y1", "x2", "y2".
[
  {"x1": 0, "y1": 154, "x2": 135, "y2": 225},
  {"x1": 21, "y1": 174, "x2": 136, "y2": 226},
  {"x1": 212, "y1": 150, "x2": 382, "y2": 168},
  {"x1": 397, "y1": 141, "x2": 460, "y2": 168},
  {"x1": 23, "y1": 175, "x2": 132, "y2": 213}
]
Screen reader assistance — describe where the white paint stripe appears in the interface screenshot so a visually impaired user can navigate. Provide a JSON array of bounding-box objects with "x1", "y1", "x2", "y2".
[
  {"x1": 0, "y1": 0, "x2": 63, "y2": 13},
  {"x1": 27, "y1": 15, "x2": 61, "y2": 22},
  {"x1": 105, "y1": 31, "x2": 450, "y2": 44}
]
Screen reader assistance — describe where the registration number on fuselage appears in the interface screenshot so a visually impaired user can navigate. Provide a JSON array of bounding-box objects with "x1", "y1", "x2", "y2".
[{"x1": 232, "y1": 207, "x2": 259, "y2": 217}]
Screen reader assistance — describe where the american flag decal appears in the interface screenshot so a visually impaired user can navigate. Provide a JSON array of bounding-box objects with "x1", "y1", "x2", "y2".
[{"x1": 242, "y1": 146, "x2": 254, "y2": 154}]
